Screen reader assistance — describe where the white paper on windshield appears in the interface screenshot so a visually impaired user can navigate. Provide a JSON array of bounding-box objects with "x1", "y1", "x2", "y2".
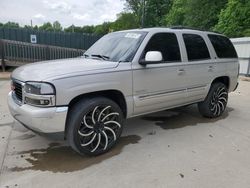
[{"x1": 124, "y1": 33, "x2": 141, "y2": 39}]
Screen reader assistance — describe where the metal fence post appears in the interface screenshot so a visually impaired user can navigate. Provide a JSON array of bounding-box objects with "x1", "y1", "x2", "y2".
[
  {"x1": 0, "y1": 39, "x2": 6, "y2": 72},
  {"x1": 45, "y1": 45, "x2": 50, "y2": 60},
  {"x1": 247, "y1": 58, "x2": 250, "y2": 77}
]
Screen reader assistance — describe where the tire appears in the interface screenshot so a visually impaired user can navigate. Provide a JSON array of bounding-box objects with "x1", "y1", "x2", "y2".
[
  {"x1": 198, "y1": 82, "x2": 228, "y2": 118},
  {"x1": 67, "y1": 97, "x2": 124, "y2": 156}
]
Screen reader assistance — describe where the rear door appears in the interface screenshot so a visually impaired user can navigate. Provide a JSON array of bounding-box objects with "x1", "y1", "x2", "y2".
[
  {"x1": 207, "y1": 34, "x2": 239, "y2": 92},
  {"x1": 181, "y1": 33, "x2": 216, "y2": 102}
]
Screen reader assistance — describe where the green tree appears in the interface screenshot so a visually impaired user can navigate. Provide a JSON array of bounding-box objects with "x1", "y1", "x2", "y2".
[
  {"x1": 33, "y1": 25, "x2": 39, "y2": 30},
  {"x1": 144, "y1": 0, "x2": 173, "y2": 27},
  {"x1": 111, "y1": 12, "x2": 139, "y2": 31},
  {"x1": 125, "y1": 0, "x2": 173, "y2": 27},
  {"x1": 125, "y1": 0, "x2": 145, "y2": 26},
  {"x1": 52, "y1": 21, "x2": 62, "y2": 32},
  {"x1": 24, "y1": 25, "x2": 32, "y2": 29},
  {"x1": 183, "y1": 0, "x2": 227, "y2": 30},
  {"x1": 39, "y1": 22, "x2": 53, "y2": 31},
  {"x1": 3, "y1": 22, "x2": 19, "y2": 28},
  {"x1": 215, "y1": 0, "x2": 250, "y2": 37},
  {"x1": 81, "y1": 25, "x2": 95, "y2": 33},
  {"x1": 165, "y1": 0, "x2": 187, "y2": 26},
  {"x1": 93, "y1": 22, "x2": 112, "y2": 35},
  {"x1": 64, "y1": 25, "x2": 83, "y2": 33}
]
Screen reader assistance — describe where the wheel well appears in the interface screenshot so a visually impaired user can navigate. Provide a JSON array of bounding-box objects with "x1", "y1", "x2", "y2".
[
  {"x1": 68, "y1": 90, "x2": 127, "y2": 118},
  {"x1": 211, "y1": 76, "x2": 230, "y2": 89},
  {"x1": 64, "y1": 90, "x2": 127, "y2": 139}
]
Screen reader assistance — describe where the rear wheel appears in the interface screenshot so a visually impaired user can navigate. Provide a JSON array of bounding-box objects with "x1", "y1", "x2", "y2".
[
  {"x1": 67, "y1": 97, "x2": 124, "y2": 156},
  {"x1": 198, "y1": 82, "x2": 228, "y2": 118}
]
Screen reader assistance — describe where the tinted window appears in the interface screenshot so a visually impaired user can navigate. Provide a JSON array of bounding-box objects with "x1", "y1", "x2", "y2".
[
  {"x1": 183, "y1": 34, "x2": 210, "y2": 61},
  {"x1": 208, "y1": 34, "x2": 237, "y2": 58},
  {"x1": 143, "y1": 33, "x2": 181, "y2": 62}
]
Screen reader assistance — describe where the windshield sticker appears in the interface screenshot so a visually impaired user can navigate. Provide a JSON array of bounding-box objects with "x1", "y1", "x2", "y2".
[{"x1": 125, "y1": 33, "x2": 141, "y2": 39}]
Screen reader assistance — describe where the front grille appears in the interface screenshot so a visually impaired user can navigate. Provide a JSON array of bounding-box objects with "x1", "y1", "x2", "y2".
[{"x1": 13, "y1": 80, "x2": 23, "y2": 103}]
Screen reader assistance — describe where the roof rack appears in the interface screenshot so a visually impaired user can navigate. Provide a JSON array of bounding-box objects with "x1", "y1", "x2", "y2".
[
  {"x1": 170, "y1": 26, "x2": 222, "y2": 35},
  {"x1": 170, "y1": 26, "x2": 205, "y2": 31}
]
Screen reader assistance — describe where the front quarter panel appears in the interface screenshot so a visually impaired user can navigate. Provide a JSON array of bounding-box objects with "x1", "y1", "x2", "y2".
[{"x1": 51, "y1": 63, "x2": 134, "y2": 117}]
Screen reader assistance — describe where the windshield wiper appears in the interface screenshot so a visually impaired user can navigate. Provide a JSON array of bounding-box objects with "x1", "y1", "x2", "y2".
[
  {"x1": 90, "y1": 54, "x2": 110, "y2": 60},
  {"x1": 83, "y1": 54, "x2": 89, "y2": 58}
]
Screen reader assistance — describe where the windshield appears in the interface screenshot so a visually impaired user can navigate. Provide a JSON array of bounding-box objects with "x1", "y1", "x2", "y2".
[{"x1": 84, "y1": 31, "x2": 147, "y2": 62}]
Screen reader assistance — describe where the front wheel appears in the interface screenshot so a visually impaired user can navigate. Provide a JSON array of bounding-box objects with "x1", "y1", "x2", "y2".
[
  {"x1": 198, "y1": 82, "x2": 228, "y2": 118},
  {"x1": 67, "y1": 97, "x2": 124, "y2": 156}
]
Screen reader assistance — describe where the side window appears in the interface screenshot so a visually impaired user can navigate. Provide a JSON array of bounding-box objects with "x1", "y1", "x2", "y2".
[
  {"x1": 183, "y1": 34, "x2": 210, "y2": 61},
  {"x1": 208, "y1": 34, "x2": 238, "y2": 58},
  {"x1": 143, "y1": 33, "x2": 181, "y2": 62}
]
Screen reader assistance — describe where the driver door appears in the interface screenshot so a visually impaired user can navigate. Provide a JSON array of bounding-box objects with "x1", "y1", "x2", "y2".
[{"x1": 132, "y1": 32, "x2": 188, "y2": 115}]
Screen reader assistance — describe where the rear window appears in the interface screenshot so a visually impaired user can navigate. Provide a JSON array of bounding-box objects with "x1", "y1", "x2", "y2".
[
  {"x1": 208, "y1": 34, "x2": 237, "y2": 58},
  {"x1": 183, "y1": 34, "x2": 210, "y2": 61}
]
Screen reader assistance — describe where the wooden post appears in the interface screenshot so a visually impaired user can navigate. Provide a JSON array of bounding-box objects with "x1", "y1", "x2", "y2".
[{"x1": 0, "y1": 39, "x2": 6, "y2": 72}]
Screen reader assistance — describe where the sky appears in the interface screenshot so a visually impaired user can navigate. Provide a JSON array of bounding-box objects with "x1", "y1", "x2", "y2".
[{"x1": 0, "y1": 0, "x2": 125, "y2": 27}]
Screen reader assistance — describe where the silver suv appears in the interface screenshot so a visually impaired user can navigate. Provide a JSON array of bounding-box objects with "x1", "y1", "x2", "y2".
[{"x1": 8, "y1": 28, "x2": 239, "y2": 156}]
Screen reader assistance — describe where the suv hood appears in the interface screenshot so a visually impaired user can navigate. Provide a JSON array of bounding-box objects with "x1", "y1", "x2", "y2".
[{"x1": 12, "y1": 58, "x2": 119, "y2": 81}]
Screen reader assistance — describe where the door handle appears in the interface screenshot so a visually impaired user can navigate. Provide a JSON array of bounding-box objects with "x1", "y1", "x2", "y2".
[
  {"x1": 178, "y1": 69, "x2": 185, "y2": 75},
  {"x1": 208, "y1": 65, "x2": 214, "y2": 72}
]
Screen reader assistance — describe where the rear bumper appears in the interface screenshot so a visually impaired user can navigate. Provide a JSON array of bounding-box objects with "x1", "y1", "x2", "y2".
[{"x1": 8, "y1": 92, "x2": 68, "y2": 134}]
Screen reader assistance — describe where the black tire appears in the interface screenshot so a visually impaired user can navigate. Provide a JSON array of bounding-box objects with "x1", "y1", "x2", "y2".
[
  {"x1": 198, "y1": 82, "x2": 228, "y2": 118},
  {"x1": 67, "y1": 97, "x2": 124, "y2": 156}
]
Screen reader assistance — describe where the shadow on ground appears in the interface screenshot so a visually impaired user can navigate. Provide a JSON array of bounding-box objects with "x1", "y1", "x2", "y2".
[
  {"x1": 142, "y1": 105, "x2": 233, "y2": 130},
  {"x1": 11, "y1": 135, "x2": 141, "y2": 173},
  {"x1": 10, "y1": 105, "x2": 233, "y2": 173}
]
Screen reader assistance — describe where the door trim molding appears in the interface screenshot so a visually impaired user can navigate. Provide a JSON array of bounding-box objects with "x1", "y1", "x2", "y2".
[{"x1": 139, "y1": 88, "x2": 186, "y2": 100}]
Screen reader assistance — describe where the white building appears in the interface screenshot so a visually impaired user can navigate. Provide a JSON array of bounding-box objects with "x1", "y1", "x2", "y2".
[{"x1": 231, "y1": 37, "x2": 250, "y2": 76}]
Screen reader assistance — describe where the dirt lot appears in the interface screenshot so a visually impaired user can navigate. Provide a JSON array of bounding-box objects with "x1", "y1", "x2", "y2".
[{"x1": 0, "y1": 78, "x2": 250, "y2": 188}]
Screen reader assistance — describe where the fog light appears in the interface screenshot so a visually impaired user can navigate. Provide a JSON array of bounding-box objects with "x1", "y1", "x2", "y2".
[{"x1": 25, "y1": 97, "x2": 51, "y2": 106}]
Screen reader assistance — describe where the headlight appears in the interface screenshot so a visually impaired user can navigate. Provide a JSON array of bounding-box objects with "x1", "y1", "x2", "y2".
[
  {"x1": 24, "y1": 82, "x2": 55, "y2": 95},
  {"x1": 24, "y1": 82, "x2": 56, "y2": 107}
]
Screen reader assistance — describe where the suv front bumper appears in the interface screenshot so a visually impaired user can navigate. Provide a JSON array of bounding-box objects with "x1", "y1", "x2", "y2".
[{"x1": 8, "y1": 92, "x2": 68, "y2": 134}]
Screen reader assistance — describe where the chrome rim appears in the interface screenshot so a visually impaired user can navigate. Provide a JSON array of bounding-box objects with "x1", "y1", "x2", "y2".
[
  {"x1": 210, "y1": 86, "x2": 228, "y2": 116},
  {"x1": 78, "y1": 105, "x2": 121, "y2": 153}
]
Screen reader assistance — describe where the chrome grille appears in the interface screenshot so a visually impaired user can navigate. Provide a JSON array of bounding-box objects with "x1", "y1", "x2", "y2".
[{"x1": 13, "y1": 80, "x2": 23, "y2": 103}]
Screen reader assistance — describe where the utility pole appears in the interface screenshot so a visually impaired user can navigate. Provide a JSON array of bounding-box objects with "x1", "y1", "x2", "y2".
[{"x1": 141, "y1": 0, "x2": 146, "y2": 28}]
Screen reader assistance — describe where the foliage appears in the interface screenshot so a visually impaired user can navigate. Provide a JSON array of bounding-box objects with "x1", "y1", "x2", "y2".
[
  {"x1": 214, "y1": 0, "x2": 250, "y2": 37},
  {"x1": 94, "y1": 22, "x2": 112, "y2": 35},
  {"x1": 0, "y1": 22, "x2": 20, "y2": 28},
  {"x1": 38, "y1": 21, "x2": 62, "y2": 32},
  {"x1": 165, "y1": 0, "x2": 187, "y2": 26},
  {"x1": 111, "y1": 12, "x2": 139, "y2": 31},
  {"x1": 124, "y1": 0, "x2": 145, "y2": 25},
  {"x1": 165, "y1": 0, "x2": 227, "y2": 30},
  {"x1": 183, "y1": 0, "x2": 227, "y2": 30},
  {"x1": 52, "y1": 21, "x2": 62, "y2": 32},
  {"x1": 81, "y1": 25, "x2": 95, "y2": 34},
  {"x1": 125, "y1": 0, "x2": 173, "y2": 27},
  {"x1": 64, "y1": 25, "x2": 82, "y2": 33},
  {"x1": 144, "y1": 0, "x2": 173, "y2": 27},
  {"x1": 38, "y1": 22, "x2": 53, "y2": 31}
]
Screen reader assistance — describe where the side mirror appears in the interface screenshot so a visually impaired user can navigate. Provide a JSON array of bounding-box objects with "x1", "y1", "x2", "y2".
[{"x1": 139, "y1": 51, "x2": 163, "y2": 65}]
